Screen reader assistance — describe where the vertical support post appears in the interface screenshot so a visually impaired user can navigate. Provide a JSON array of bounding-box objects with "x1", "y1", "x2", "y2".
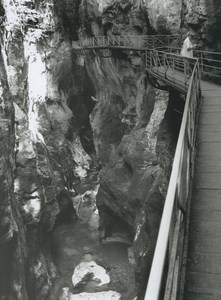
[
  {"x1": 163, "y1": 53, "x2": 166, "y2": 70},
  {"x1": 184, "y1": 58, "x2": 187, "y2": 91},
  {"x1": 173, "y1": 55, "x2": 175, "y2": 83},
  {"x1": 200, "y1": 52, "x2": 204, "y2": 75}
]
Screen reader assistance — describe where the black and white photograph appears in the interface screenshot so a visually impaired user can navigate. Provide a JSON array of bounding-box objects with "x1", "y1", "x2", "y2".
[{"x1": 0, "y1": 0, "x2": 221, "y2": 299}]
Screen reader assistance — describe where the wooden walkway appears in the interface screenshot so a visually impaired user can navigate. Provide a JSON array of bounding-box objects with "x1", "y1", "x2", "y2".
[{"x1": 183, "y1": 82, "x2": 221, "y2": 300}]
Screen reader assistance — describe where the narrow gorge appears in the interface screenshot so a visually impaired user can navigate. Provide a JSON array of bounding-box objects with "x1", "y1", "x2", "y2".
[{"x1": 0, "y1": 0, "x2": 221, "y2": 300}]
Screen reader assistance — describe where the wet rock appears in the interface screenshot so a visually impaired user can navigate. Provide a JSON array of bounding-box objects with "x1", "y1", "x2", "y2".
[
  {"x1": 72, "y1": 259, "x2": 110, "y2": 288},
  {"x1": 60, "y1": 287, "x2": 121, "y2": 300}
]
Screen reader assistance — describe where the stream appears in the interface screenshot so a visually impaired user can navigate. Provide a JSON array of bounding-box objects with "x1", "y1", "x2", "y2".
[{"x1": 48, "y1": 159, "x2": 136, "y2": 300}]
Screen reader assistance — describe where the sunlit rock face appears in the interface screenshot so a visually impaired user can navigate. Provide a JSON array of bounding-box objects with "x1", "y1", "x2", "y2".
[
  {"x1": 144, "y1": 0, "x2": 182, "y2": 33},
  {"x1": 0, "y1": 46, "x2": 27, "y2": 300},
  {"x1": 0, "y1": 0, "x2": 91, "y2": 299},
  {"x1": 60, "y1": 287, "x2": 121, "y2": 300}
]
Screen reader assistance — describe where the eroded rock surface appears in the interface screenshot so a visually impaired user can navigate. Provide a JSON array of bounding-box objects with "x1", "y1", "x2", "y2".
[
  {"x1": 72, "y1": 259, "x2": 110, "y2": 288},
  {"x1": 0, "y1": 0, "x2": 92, "y2": 299},
  {"x1": 60, "y1": 287, "x2": 121, "y2": 300},
  {"x1": 144, "y1": 0, "x2": 182, "y2": 33}
]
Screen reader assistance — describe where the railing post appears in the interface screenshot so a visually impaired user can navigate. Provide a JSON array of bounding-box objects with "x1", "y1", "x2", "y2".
[
  {"x1": 200, "y1": 52, "x2": 204, "y2": 75},
  {"x1": 184, "y1": 58, "x2": 187, "y2": 90},
  {"x1": 162, "y1": 53, "x2": 165, "y2": 72}
]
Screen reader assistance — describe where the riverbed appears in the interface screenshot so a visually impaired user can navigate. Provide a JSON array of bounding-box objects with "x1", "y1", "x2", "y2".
[{"x1": 47, "y1": 160, "x2": 136, "y2": 300}]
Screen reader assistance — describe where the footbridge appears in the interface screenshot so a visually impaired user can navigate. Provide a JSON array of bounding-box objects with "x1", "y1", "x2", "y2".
[{"x1": 73, "y1": 35, "x2": 221, "y2": 300}]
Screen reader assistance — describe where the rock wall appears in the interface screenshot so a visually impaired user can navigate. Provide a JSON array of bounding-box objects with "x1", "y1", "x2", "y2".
[
  {"x1": 0, "y1": 43, "x2": 26, "y2": 299},
  {"x1": 181, "y1": 0, "x2": 221, "y2": 48},
  {"x1": 143, "y1": 0, "x2": 221, "y2": 47},
  {"x1": 0, "y1": 0, "x2": 92, "y2": 299},
  {"x1": 84, "y1": 51, "x2": 176, "y2": 297},
  {"x1": 75, "y1": 3, "x2": 176, "y2": 297},
  {"x1": 144, "y1": 0, "x2": 182, "y2": 33}
]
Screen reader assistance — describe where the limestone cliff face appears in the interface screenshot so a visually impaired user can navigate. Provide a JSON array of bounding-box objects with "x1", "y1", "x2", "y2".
[
  {"x1": 84, "y1": 52, "x2": 176, "y2": 297},
  {"x1": 143, "y1": 0, "x2": 221, "y2": 47},
  {"x1": 74, "y1": 2, "x2": 176, "y2": 297},
  {"x1": 0, "y1": 45, "x2": 25, "y2": 299},
  {"x1": 181, "y1": 0, "x2": 221, "y2": 47},
  {"x1": 144, "y1": 0, "x2": 182, "y2": 33},
  {"x1": 0, "y1": 0, "x2": 91, "y2": 299}
]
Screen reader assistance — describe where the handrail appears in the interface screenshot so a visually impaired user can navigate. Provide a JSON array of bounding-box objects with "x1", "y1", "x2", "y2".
[
  {"x1": 73, "y1": 35, "x2": 221, "y2": 82},
  {"x1": 144, "y1": 59, "x2": 201, "y2": 300},
  {"x1": 72, "y1": 35, "x2": 178, "y2": 50},
  {"x1": 161, "y1": 46, "x2": 221, "y2": 81},
  {"x1": 146, "y1": 49, "x2": 197, "y2": 93}
]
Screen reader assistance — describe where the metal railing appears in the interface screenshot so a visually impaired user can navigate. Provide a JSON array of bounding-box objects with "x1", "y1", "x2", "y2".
[
  {"x1": 144, "y1": 59, "x2": 201, "y2": 300},
  {"x1": 73, "y1": 35, "x2": 221, "y2": 83},
  {"x1": 72, "y1": 35, "x2": 177, "y2": 50},
  {"x1": 159, "y1": 46, "x2": 221, "y2": 83},
  {"x1": 146, "y1": 49, "x2": 197, "y2": 93},
  {"x1": 194, "y1": 50, "x2": 221, "y2": 82}
]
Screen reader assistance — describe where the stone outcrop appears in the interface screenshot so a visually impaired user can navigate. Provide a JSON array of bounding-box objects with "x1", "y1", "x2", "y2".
[
  {"x1": 0, "y1": 43, "x2": 24, "y2": 299},
  {"x1": 181, "y1": 0, "x2": 221, "y2": 48},
  {"x1": 144, "y1": 0, "x2": 182, "y2": 33},
  {"x1": 87, "y1": 52, "x2": 176, "y2": 296},
  {"x1": 60, "y1": 287, "x2": 121, "y2": 300}
]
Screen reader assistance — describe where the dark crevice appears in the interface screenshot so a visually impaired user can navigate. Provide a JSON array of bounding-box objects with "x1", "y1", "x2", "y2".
[
  {"x1": 0, "y1": 233, "x2": 17, "y2": 297},
  {"x1": 68, "y1": 65, "x2": 97, "y2": 155},
  {"x1": 168, "y1": 90, "x2": 184, "y2": 138}
]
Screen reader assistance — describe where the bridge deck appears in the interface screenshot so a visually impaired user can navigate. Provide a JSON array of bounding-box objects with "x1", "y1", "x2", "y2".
[
  {"x1": 148, "y1": 67, "x2": 189, "y2": 93},
  {"x1": 183, "y1": 82, "x2": 221, "y2": 300}
]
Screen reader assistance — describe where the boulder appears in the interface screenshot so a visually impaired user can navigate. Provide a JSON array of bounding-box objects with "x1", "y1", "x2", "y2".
[
  {"x1": 60, "y1": 288, "x2": 121, "y2": 300},
  {"x1": 72, "y1": 260, "x2": 110, "y2": 288}
]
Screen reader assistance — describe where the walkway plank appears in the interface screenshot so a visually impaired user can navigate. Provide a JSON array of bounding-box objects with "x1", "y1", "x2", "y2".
[
  {"x1": 185, "y1": 272, "x2": 221, "y2": 294},
  {"x1": 191, "y1": 189, "x2": 221, "y2": 210},
  {"x1": 183, "y1": 81, "x2": 221, "y2": 300},
  {"x1": 197, "y1": 142, "x2": 221, "y2": 155},
  {"x1": 184, "y1": 292, "x2": 221, "y2": 300},
  {"x1": 198, "y1": 131, "x2": 221, "y2": 142},
  {"x1": 190, "y1": 209, "x2": 221, "y2": 223},
  {"x1": 199, "y1": 115, "x2": 221, "y2": 125},
  {"x1": 199, "y1": 125, "x2": 221, "y2": 132},
  {"x1": 187, "y1": 253, "x2": 221, "y2": 274}
]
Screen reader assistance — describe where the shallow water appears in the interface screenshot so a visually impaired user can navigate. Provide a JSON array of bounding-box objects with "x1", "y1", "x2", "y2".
[
  {"x1": 48, "y1": 157, "x2": 136, "y2": 300},
  {"x1": 48, "y1": 217, "x2": 136, "y2": 300}
]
